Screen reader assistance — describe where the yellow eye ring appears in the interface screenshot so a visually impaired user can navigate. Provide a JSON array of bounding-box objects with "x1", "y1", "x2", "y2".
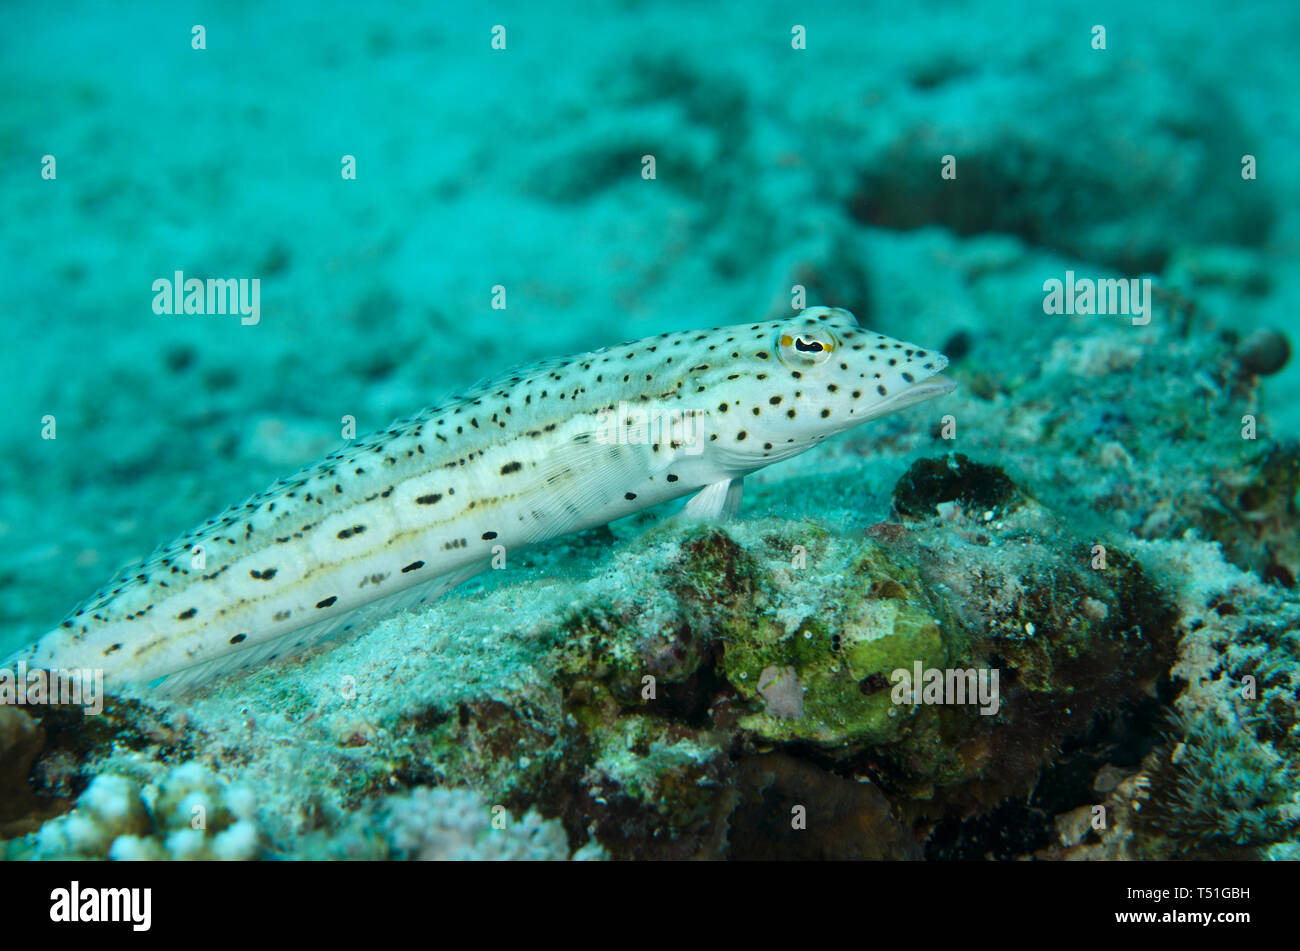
[{"x1": 777, "y1": 330, "x2": 837, "y2": 367}]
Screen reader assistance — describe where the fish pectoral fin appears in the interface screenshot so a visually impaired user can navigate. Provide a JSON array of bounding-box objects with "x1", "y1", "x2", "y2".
[
  {"x1": 682, "y1": 477, "x2": 744, "y2": 520},
  {"x1": 521, "y1": 431, "x2": 658, "y2": 544}
]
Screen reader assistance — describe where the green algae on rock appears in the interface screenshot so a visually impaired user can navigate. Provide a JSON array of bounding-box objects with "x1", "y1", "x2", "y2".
[{"x1": 723, "y1": 539, "x2": 950, "y2": 751}]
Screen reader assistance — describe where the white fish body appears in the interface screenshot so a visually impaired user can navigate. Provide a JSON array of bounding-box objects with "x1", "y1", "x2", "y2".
[{"x1": 8, "y1": 307, "x2": 954, "y2": 690}]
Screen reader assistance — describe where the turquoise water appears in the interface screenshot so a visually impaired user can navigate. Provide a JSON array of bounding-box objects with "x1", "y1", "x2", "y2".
[{"x1": 2, "y1": 0, "x2": 1297, "y2": 861}]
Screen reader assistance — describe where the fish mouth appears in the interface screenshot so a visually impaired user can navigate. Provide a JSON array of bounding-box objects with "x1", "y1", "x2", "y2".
[
  {"x1": 902, "y1": 372, "x2": 956, "y2": 403},
  {"x1": 857, "y1": 372, "x2": 956, "y2": 422},
  {"x1": 891, "y1": 371, "x2": 956, "y2": 409}
]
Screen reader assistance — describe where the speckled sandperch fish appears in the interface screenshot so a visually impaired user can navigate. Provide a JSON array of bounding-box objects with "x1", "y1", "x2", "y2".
[{"x1": 9, "y1": 307, "x2": 954, "y2": 691}]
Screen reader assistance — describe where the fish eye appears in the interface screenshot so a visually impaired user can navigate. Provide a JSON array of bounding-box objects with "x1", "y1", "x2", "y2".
[{"x1": 776, "y1": 328, "x2": 837, "y2": 367}]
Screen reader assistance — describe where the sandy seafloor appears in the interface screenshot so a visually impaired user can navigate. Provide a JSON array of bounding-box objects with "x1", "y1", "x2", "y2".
[{"x1": 1, "y1": 0, "x2": 1298, "y2": 860}]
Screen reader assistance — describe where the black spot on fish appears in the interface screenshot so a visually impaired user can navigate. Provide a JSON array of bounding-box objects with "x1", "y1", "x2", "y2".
[
  {"x1": 500, "y1": 461, "x2": 522, "y2": 475},
  {"x1": 316, "y1": 596, "x2": 338, "y2": 609},
  {"x1": 402, "y1": 561, "x2": 425, "y2": 573},
  {"x1": 177, "y1": 607, "x2": 197, "y2": 620},
  {"x1": 230, "y1": 633, "x2": 247, "y2": 644},
  {"x1": 250, "y1": 567, "x2": 278, "y2": 580},
  {"x1": 337, "y1": 525, "x2": 366, "y2": 539},
  {"x1": 416, "y1": 494, "x2": 443, "y2": 505}
]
